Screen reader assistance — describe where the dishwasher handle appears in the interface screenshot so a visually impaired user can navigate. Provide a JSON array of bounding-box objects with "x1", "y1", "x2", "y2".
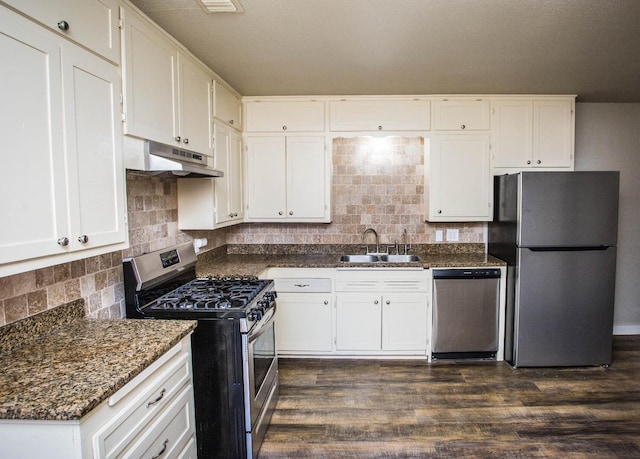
[{"x1": 433, "y1": 268, "x2": 501, "y2": 279}]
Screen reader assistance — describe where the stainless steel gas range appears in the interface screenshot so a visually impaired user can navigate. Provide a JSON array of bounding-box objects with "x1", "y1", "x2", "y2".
[{"x1": 123, "y1": 242, "x2": 278, "y2": 459}]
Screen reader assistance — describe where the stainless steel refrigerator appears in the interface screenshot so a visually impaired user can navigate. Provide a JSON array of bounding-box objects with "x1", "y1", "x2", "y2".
[{"x1": 488, "y1": 171, "x2": 619, "y2": 367}]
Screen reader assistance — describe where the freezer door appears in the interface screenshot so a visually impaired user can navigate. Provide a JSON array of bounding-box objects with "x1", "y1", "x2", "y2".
[
  {"x1": 518, "y1": 171, "x2": 619, "y2": 247},
  {"x1": 513, "y1": 247, "x2": 616, "y2": 367}
]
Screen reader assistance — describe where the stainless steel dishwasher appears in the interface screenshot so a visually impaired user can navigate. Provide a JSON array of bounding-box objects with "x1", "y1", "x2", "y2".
[{"x1": 431, "y1": 268, "x2": 501, "y2": 360}]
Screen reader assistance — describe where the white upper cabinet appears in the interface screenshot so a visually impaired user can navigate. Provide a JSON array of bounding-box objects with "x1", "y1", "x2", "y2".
[
  {"x1": 177, "y1": 123, "x2": 243, "y2": 230},
  {"x1": 214, "y1": 81, "x2": 242, "y2": 130},
  {"x1": 122, "y1": 7, "x2": 213, "y2": 156},
  {"x1": 245, "y1": 100, "x2": 325, "y2": 132},
  {"x1": 176, "y1": 53, "x2": 213, "y2": 155},
  {"x1": 433, "y1": 98, "x2": 491, "y2": 130},
  {"x1": 532, "y1": 99, "x2": 574, "y2": 168},
  {"x1": 0, "y1": 6, "x2": 125, "y2": 274},
  {"x1": 491, "y1": 97, "x2": 574, "y2": 170},
  {"x1": 329, "y1": 99, "x2": 431, "y2": 131},
  {"x1": 425, "y1": 134, "x2": 491, "y2": 222},
  {"x1": 2, "y1": 0, "x2": 120, "y2": 63},
  {"x1": 245, "y1": 136, "x2": 329, "y2": 222}
]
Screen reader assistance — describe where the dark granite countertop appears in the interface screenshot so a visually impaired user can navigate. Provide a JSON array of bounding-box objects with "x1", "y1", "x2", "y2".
[
  {"x1": 0, "y1": 301, "x2": 196, "y2": 421},
  {"x1": 195, "y1": 244, "x2": 505, "y2": 278}
]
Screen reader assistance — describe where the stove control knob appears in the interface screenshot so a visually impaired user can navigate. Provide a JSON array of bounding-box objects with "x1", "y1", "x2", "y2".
[{"x1": 248, "y1": 309, "x2": 262, "y2": 321}]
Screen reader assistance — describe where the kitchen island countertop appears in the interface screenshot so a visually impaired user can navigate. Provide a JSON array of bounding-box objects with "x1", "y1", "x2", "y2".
[{"x1": 0, "y1": 301, "x2": 196, "y2": 421}]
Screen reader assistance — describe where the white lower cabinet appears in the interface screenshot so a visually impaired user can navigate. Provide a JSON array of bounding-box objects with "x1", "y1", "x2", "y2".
[
  {"x1": 271, "y1": 270, "x2": 333, "y2": 355},
  {"x1": 0, "y1": 336, "x2": 197, "y2": 459},
  {"x1": 335, "y1": 270, "x2": 429, "y2": 355}
]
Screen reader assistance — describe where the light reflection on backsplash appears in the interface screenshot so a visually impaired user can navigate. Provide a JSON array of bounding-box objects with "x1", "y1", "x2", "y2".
[{"x1": 227, "y1": 137, "x2": 485, "y2": 246}]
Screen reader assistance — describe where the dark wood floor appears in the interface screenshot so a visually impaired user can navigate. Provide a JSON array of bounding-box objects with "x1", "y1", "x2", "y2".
[{"x1": 259, "y1": 336, "x2": 640, "y2": 458}]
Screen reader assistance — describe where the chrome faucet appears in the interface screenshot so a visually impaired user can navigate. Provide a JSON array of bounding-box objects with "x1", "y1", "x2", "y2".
[
  {"x1": 362, "y1": 228, "x2": 380, "y2": 254},
  {"x1": 402, "y1": 228, "x2": 412, "y2": 255}
]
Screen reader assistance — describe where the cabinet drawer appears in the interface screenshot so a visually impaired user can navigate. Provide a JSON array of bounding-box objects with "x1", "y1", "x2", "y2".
[
  {"x1": 121, "y1": 385, "x2": 196, "y2": 459},
  {"x1": 2, "y1": 0, "x2": 120, "y2": 63},
  {"x1": 94, "y1": 348, "x2": 192, "y2": 458},
  {"x1": 434, "y1": 99, "x2": 490, "y2": 130},
  {"x1": 274, "y1": 278, "x2": 332, "y2": 293}
]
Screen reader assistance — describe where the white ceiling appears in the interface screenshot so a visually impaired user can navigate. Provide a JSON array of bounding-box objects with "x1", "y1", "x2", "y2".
[{"x1": 129, "y1": 0, "x2": 640, "y2": 102}]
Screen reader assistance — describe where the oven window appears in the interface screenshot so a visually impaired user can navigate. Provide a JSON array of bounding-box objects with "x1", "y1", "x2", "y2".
[{"x1": 252, "y1": 321, "x2": 275, "y2": 395}]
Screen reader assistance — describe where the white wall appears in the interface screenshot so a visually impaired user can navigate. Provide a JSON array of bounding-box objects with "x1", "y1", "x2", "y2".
[{"x1": 575, "y1": 103, "x2": 640, "y2": 334}]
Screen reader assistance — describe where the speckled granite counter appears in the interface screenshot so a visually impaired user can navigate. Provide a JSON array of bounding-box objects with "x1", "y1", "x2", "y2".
[
  {"x1": 195, "y1": 244, "x2": 505, "y2": 278},
  {"x1": 0, "y1": 301, "x2": 196, "y2": 421}
]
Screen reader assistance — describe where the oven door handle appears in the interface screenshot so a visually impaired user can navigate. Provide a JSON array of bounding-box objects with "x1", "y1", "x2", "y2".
[{"x1": 248, "y1": 306, "x2": 276, "y2": 343}]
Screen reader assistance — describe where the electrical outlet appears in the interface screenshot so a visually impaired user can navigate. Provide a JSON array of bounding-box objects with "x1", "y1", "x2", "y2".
[
  {"x1": 446, "y1": 229, "x2": 459, "y2": 242},
  {"x1": 435, "y1": 230, "x2": 443, "y2": 242}
]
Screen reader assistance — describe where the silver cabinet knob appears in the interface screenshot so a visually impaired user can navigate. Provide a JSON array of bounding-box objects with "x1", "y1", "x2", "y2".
[
  {"x1": 374, "y1": 300, "x2": 379, "y2": 305},
  {"x1": 378, "y1": 125, "x2": 383, "y2": 130},
  {"x1": 229, "y1": 119, "x2": 234, "y2": 125},
  {"x1": 183, "y1": 138, "x2": 189, "y2": 144},
  {"x1": 229, "y1": 213, "x2": 234, "y2": 218},
  {"x1": 57, "y1": 237, "x2": 69, "y2": 246},
  {"x1": 282, "y1": 125, "x2": 287, "y2": 131},
  {"x1": 527, "y1": 160, "x2": 531, "y2": 165},
  {"x1": 78, "y1": 235, "x2": 88, "y2": 243},
  {"x1": 437, "y1": 210, "x2": 442, "y2": 214},
  {"x1": 175, "y1": 136, "x2": 181, "y2": 142},
  {"x1": 289, "y1": 211, "x2": 293, "y2": 215},
  {"x1": 57, "y1": 20, "x2": 69, "y2": 31},
  {"x1": 323, "y1": 300, "x2": 329, "y2": 305},
  {"x1": 278, "y1": 211, "x2": 283, "y2": 215},
  {"x1": 537, "y1": 160, "x2": 542, "y2": 164},
  {"x1": 386, "y1": 300, "x2": 391, "y2": 305},
  {"x1": 461, "y1": 124, "x2": 466, "y2": 129}
]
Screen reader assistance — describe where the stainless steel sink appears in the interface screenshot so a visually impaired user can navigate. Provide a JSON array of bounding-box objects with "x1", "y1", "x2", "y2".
[
  {"x1": 379, "y1": 254, "x2": 422, "y2": 263},
  {"x1": 339, "y1": 254, "x2": 422, "y2": 263},
  {"x1": 339, "y1": 254, "x2": 380, "y2": 263}
]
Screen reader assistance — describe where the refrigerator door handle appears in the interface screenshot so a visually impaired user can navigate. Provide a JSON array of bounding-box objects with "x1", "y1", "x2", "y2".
[{"x1": 526, "y1": 246, "x2": 611, "y2": 252}]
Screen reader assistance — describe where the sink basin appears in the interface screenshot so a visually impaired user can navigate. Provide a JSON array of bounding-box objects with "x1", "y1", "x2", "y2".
[
  {"x1": 339, "y1": 254, "x2": 380, "y2": 263},
  {"x1": 339, "y1": 254, "x2": 422, "y2": 263},
  {"x1": 379, "y1": 254, "x2": 422, "y2": 263}
]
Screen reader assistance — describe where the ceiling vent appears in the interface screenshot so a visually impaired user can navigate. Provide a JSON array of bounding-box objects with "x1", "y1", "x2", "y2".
[{"x1": 197, "y1": 0, "x2": 244, "y2": 13}]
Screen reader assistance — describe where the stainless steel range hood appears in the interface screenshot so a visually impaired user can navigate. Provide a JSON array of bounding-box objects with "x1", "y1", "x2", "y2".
[{"x1": 124, "y1": 138, "x2": 223, "y2": 178}]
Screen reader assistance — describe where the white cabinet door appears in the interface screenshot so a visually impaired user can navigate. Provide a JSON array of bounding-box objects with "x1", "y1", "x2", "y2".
[
  {"x1": 533, "y1": 99, "x2": 574, "y2": 168},
  {"x1": 382, "y1": 293, "x2": 428, "y2": 351},
  {"x1": 0, "y1": 8, "x2": 68, "y2": 264},
  {"x1": 0, "y1": 7, "x2": 124, "y2": 267},
  {"x1": 122, "y1": 9, "x2": 177, "y2": 146},
  {"x1": 286, "y1": 137, "x2": 326, "y2": 219},
  {"x1": 491, "y1": 100, "x2": 533, "y2": 168},
  {"x1": 246, "y1": 137, "x2": 287, "y2": 219},
  {"x1": 213, "y1": 123, "x2": 242, "y2": 226},
  {"x1": 245, "y1": 136, "x2": 328, "y2": 222},
  {"x1": 276, "y1": 293, "x2": 333, "y2": 352},
  {"x1": 2, "y1": 0, "x2": 120, "y2": 63},
  {"x1": 329, "y1": 99, "x2": 431, "y2": 131},
  {"x1": 177, "y1": 53, "x2": 213, "y2": 155},
  {"x1": 426, "y1": 134, "x2": 491, "y2": 221},
  {"x1": 433, "y1": 98, "x2": 490, "y2": 131},
  {"x1": 63, "y1": 44, "x2": 126, "y2": 251},
  {"x1": 336, "y1": 293, "x2": 382, "y2": 351},
  {"x1": 245, "y1": 100, "x2": 325, "y2": 132},
  {"x1": 214, "y1": 80, "x2": 242, "y2": 130}
]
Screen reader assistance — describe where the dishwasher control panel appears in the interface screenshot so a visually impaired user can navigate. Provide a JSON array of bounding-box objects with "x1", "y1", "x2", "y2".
[{"x1": 433, "y1": 269, "x2": 501, "y2": 279}]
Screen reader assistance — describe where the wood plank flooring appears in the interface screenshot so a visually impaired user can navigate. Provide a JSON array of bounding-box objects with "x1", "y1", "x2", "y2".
[{"x1": 259, "y1": 336, "x2": 640, "y2": 458}]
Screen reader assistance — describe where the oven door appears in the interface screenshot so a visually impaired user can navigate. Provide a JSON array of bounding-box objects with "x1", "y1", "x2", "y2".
[{"x1": 244, "y1": 307, "x2": 278, "y2": 431}]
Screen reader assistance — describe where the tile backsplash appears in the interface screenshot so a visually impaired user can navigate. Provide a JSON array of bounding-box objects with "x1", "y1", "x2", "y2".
[
  {"x1": 227, "y1": 137, "x2": 484, "y2": 246},
  {"x1": 1, "y1": 137, "x2": 484, "y2": 326}
]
